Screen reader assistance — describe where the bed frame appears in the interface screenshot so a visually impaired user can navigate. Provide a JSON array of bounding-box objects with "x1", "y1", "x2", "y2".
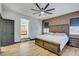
[
  {"x1": 35, "y1": 24, "x2": 69, "y2": 56},
  {"x1": 35, "y1": 38, "x2": 61, "y2": 55}
]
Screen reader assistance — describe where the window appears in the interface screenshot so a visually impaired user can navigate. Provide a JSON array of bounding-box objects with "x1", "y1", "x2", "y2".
[
  {"x1": 44, "y1": 22, "x2": 49, "y2": 28},
  {"x1": 70, "y1": 18, "x2": 79, "y2": 35},
  {"x1": 43, "y1": 28, "x2": 49, "y2": 33},
  {"x1": 43, "y1": 22, "x2": 49, "y2": 33},
  {"x1": 70, "y1": 26, "x2": 79, "y2": 35}
]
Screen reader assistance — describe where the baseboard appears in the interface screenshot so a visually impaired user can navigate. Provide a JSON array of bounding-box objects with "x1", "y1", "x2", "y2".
[
  {"x1": 1, "y1": 38, "x2": 35, "y2": 47},
  {"x1": 14, "y1": 41, "x2": 21, "y2": 44}
]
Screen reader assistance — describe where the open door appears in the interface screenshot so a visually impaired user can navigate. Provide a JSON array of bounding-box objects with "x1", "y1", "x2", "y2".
[{"x1": 20, "y1": 18, "x2": 30, "y2": 42}]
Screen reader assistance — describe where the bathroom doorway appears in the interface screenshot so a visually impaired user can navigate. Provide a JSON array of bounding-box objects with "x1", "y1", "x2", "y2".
[{"x1": 20, "y1": 18, "x2": 30, "y2": 42}]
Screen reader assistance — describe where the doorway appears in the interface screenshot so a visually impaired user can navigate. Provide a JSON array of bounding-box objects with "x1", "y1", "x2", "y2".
[{"x1": 20, "y1": 18, "x2": 30, "y2": 42}]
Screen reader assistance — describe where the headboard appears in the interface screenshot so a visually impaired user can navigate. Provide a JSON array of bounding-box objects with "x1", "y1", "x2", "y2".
[{"x1": 49, "y1": 24, "x2": 69, "y2": 34}]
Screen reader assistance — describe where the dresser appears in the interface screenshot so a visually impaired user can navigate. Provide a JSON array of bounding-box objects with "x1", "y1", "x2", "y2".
[{"x1": 69, "y1": 35, "x2": 79, "y2": 48}]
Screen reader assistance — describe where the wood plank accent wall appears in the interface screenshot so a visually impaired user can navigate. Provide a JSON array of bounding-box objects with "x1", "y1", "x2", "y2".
[
  {"x1": 49, "y1": 24, "x2": 69, "y2": 34},
  {"x1": 44, "y1": 11, "x2": 79, "y2": 26}
]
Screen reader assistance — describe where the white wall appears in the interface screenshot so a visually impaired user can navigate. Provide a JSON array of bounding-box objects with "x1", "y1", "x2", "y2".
[
  {"x1": 1, "y1": 5, "x2": 42, "y2": 42},
  {"x1": 0, "y1": 3, "x2": 1, "y2": 13},
  {"x1": 29, "y1": 18, "x2": 42, "y2": 39}
]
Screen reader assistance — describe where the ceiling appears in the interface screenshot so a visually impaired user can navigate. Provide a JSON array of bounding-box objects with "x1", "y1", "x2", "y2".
[{"x1": 2, "y1": 3, "x2": 79, "y2": 19}]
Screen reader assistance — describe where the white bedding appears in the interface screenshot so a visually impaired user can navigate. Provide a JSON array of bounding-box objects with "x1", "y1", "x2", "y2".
[{"x1": 36, "y1": 33, "x2": 69, "y2": 51}]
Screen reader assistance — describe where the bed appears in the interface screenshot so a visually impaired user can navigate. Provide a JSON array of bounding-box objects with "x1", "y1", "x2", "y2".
[{"x1": 35, "y1": 24, "x2": 69, "y2": 55}]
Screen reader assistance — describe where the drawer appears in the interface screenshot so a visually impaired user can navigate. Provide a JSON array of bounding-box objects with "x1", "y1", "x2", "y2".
[
  {"x1": 69, "y1": 40, "x2": 79, "y2": 43},
  {"x1": 44, "y1": 42, "x2": 59, "y2": 52},
  {"x1": 70, "y1": 41, "x2": 79, "y2": 44},
  {"x1": 70, "y1": 43, "x2": 79, "y2": 48},
  {"x1": 35, "y1": 39, "x2": 43, "y2": 46},
  {"x1": 70, "y1": 39, "x2": 79, "y2": 41}
]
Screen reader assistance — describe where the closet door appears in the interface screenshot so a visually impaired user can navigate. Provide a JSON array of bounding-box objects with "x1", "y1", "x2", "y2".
[
  {"x1": 7, "y1": 20, "x2": 14, "y2": 45},
  {"x1": 1, "y1": 20, "x2": 8, "y2": 45},
  {"x1": 0, "y1": 15, "x2": 2, "y2": 46},
  {"x1": 2, "y1": 19, "x2": 14, "y2": 46}
]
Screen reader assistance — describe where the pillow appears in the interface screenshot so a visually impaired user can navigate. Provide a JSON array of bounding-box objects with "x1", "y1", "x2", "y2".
[
  {"x1": 55, "y1": 33, "x2": 65, "y2": 36},
  {"x1": 48, "y1": 32, "x2": 55, "y2": 35}
]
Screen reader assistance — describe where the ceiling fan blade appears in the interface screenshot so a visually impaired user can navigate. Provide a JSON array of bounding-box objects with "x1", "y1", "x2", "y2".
[
  {"x1": 35, "y1": 3, "x2": 41, "y2": 10},
  {"x1": 45, "y1": 11, "x2": 52, "y2": 14},
  {"x1": 39, "y1": 14, "x2": 41, "y2": 16},
  {"x1": 44, "y1": 3, "x2": 49, "y2": 10},
  {"x1": 45, "y1": 8, "x2": 55, "y2": 11},
  {"x1": 33, "y1": 12, "x2": 40, "y2": 14},
  {"x1": 31, "y1": 9, "x2": 39, "y2": 11}
]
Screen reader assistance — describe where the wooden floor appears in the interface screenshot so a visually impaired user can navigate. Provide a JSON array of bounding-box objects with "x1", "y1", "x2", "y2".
[{"x1": 0, "y1": 40, "x2": 79, "y2": 56}]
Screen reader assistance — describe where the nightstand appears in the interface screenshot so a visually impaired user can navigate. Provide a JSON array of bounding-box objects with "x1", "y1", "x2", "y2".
[{"x1": 69, "y1": 35, "x2": 79, "y2": 48}]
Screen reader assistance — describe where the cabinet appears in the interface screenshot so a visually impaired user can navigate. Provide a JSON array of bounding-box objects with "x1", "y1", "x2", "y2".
[{"x1": 69, "y1": 35, "x2": 79, "y2": 48}]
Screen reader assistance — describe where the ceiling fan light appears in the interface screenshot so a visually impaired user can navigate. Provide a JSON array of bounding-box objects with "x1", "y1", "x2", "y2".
[{"x1": 41, "y1": 11, "x2": 45, "y2": 14}]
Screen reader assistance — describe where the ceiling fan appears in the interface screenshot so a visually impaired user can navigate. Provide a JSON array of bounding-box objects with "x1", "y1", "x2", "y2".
[{"x1": 31, "y1": 3, "x2": 55, "y2": 16}]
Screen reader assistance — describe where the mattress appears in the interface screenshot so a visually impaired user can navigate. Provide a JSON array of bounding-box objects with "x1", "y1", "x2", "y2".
[{"x1": 36, "y1": 33, "x2": 69, "y2": 51}]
